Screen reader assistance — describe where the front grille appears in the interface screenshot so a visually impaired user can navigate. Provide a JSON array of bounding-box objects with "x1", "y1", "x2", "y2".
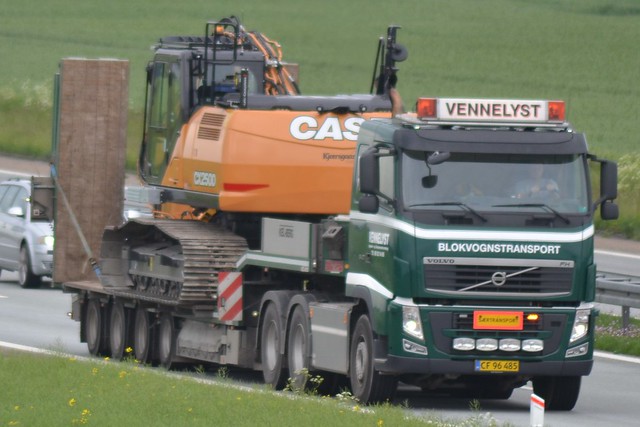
[{"x1": 424, "y1": 257, "x2": 573, "y2": 296}]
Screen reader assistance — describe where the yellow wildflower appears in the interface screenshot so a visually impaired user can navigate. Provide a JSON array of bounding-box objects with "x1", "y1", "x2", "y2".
[{"x1": 69, "y1": 398, "x2": 77, "y2": 407}]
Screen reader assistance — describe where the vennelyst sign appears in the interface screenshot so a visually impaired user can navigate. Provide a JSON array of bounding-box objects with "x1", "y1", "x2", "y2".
[
  {"x1": 420, "y1": 97, "x2": 566, "y2": 124},
  {"x1": 438, "y1": 99, "x2": 546, "y2": 122}
]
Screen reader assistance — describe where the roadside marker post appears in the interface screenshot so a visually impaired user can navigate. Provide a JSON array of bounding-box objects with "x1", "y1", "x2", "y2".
[{"x1": 530, "y1": 393, "x2": 545, "y2": 427}]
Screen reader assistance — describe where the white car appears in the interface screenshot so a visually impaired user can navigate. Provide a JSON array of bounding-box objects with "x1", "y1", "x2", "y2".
[{"x1": 0, "y1": 179, "x2": 54, "y2": 288}]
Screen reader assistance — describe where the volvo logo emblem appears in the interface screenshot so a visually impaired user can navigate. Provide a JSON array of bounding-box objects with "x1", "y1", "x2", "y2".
[{"x1": 491, "y1": 271, "x2": 507, "y2": 286}]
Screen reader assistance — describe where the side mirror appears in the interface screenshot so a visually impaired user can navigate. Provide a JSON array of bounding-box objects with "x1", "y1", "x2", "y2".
[
  {"x1": 422, "y1": 175, "x2": 438, "y2": 188},
  {"x1": 358, "y1": 194, "x2": 379, "y2": 214},
  {"x1": 600, "y1": 201, "x2": 619, "y2": 221},
  {"x1": 600, "y1": 160, "x2": 617, "y2": 201},
  {"x1": 8, "y1": 206, "x2": 25, "y2": 218},
  {"x1": 594, "y1": 160, "x2": 618, "y2": 220},
  {"x1": 359, "y1": 148, "x2": 379, "y2": 195}
]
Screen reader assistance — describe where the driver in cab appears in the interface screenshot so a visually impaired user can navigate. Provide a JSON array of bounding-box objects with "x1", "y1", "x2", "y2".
[{"x1": 514, "y1": 164, "x2": 559, "y2": 199}]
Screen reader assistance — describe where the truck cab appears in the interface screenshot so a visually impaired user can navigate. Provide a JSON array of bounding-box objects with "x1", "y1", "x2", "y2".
[{"x1": 349, "y1": 97, "x2": 618, "y2": 410}]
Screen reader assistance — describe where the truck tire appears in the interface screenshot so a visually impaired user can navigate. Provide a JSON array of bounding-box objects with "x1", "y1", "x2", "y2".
[
  {"x1": 158, "y1": 312, "x2": 177, "y2": 369},
  {"x1": 261, "y1": 302, "x2": 287, "y2": 389},
  {"x1": 287, "y1": 305, "x2": 311, "y2": 390},
  {"x1": 286, "y1": 304, "x2": 343, "y2": 395},
  {"x1": 532, "y1": 376, "x2": 581, "y2": 411},
  {"x1": 109, "y1": 300, "x2": 130, "y2": 360},
  {"x1": 134, "y1": 306, "x2": 154, "y2": 364},
  {"x1": 349, "y1": 314, "x2": 397, "y2": 404},
  {"x1": 86, "y1": 299, "x2": 108, "y2": 356},
  {"x1": 18, "y1": 245, "x2": 42, "y2": 289}
]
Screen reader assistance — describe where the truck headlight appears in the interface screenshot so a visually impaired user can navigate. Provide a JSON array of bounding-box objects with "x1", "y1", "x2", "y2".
[
  {"x1": 402, "y1": 305, "x2": 424, "y2": 341},
  {"x1": 570, "y1": 309, "x2": 590, "y2": 343}
]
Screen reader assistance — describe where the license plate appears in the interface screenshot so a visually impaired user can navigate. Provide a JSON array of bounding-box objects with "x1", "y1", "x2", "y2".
[{"x1": 475, "y1": 360, "x2": 520, "y2": 372}]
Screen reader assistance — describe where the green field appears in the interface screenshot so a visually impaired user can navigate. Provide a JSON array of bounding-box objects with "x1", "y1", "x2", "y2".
[{"x1": 1, "y1": 0, "x2": 639, "y2": 234}]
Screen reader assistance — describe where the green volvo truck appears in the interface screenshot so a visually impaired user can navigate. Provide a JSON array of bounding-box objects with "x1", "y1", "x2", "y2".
[{"x1": 335, "y1": 97, "x2": 618, "y2": 409}]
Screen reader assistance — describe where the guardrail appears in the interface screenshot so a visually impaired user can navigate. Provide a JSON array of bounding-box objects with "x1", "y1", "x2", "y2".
[{"x1": 596, "y1": 275, "x2": 640, "y2": 329}]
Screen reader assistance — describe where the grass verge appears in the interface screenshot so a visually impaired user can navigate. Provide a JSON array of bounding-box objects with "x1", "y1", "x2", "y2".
[
  {"x1": 595, "y1": 313, "x2": 640, "y2": 355},
  {"x1": 0, "y1": 350, "x2": 500, "y2": 427}
]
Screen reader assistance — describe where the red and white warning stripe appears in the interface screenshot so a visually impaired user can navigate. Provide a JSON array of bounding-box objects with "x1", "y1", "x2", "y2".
[{"x1": 218, "y1": 272, "x2": 243, "y2": 323}]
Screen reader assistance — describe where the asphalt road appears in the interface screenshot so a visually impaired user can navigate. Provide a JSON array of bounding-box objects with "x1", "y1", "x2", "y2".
[{"x1": 0, "y1": 272, "x2": 87, "y2": 356}]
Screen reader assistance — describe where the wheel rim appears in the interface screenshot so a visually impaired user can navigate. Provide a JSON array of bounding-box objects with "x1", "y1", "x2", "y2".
[
  {"x1": 290, "y1": 324, "x2": 305, "y2": 374},
  {"x1": 86, "y1": 301, "x2": 100, "y2": 354},
  {"x1": 18, "y1": 247, "x2": 28, "y2": 285},
  {"x1": 158, "y1": 315, "x2": 174, "y2": 365},
  {"x1": 264, "y1": 320, "x2": 278, "y2": 371},
  {"x1": 354, "y1": 339, "x2": 368, "y2": 384},
  {"x1": 110, "y1": 304, "x2": 125, "y2": 357},
  {"x1": 134, "y1": 309, "x2": 149, "y2": 361}
]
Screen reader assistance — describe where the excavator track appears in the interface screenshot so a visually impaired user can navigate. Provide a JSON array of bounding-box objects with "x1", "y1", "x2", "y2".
[{"x1": 101, "y1": 218, "x2": 248, "y2": 307}]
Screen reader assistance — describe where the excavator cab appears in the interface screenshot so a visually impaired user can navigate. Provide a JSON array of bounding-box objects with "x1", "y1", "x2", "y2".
[{"x1": 139, "y1": 17, "x2": 299, "y2": 185}]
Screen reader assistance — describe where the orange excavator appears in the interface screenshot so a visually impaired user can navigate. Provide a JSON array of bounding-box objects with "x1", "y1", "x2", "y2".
[{"x1": 139, "y1": 16, "x2": 407, "y2": 218}]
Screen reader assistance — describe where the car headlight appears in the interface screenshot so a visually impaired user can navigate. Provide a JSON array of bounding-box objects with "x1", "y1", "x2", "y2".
[
  {"x1": 570, "y1": 309, "x2": 590, "y2": 342},
  {"x1": 39, "y1": 235, "x2": 55, "y2": 249},
  {"x1": 402, "y1": 305, "x2": 424, "y2": 341}
]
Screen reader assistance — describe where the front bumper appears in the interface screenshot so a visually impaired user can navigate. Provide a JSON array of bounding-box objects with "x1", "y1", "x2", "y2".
[{"x1": 376, "y1": 354, "x2": 593, "y2": 377}]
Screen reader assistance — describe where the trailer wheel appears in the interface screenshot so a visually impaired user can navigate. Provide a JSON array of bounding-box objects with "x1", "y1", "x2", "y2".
[
  {"x1": 86, "y1": 299, "x2": 107, "y2": 356},
  {"x1": 533, "y1": 376, "x2": 581, "y2": 411},
  {"x1": 134, "y1": 306, "x2": 154, "y2": 364},
  {"x1": 261, "y1": 302, "x2": 287, "y2": 389},
  {"x1": 158, "y1": 312, "x2": 177, "y2": 369},
  {"x1": 109, "y1": 300, "x2": 130, "y2": 360},
  {"x1": 349, "y1": 314, "x2": 397, "y2": 404}
]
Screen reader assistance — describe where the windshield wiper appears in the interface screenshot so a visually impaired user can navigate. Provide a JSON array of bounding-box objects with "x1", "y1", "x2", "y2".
[
  {"x1": 409, "y1": 201, "x2": 487, "y2": 223},
  {"x1": 492, "y1": 203, "x2": 570, "y2": 224}
]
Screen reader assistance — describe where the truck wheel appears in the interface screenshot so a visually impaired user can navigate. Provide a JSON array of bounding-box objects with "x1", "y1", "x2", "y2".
[
  {"x1": 134, "y1": 306, "x2": 154, "y2": 364},
  {"x1": 287, "y1": 305, "x2": 311, "y2": 390},
  {"x1": 261, "y1": 302, "x2": 287, "y2": 389},
  {"x1": 18, "y1": 245, "x2": 42, "y2": 289},
  {"x1": 350, "y1": 314, "x2": 397, "y2": 404},
  {"x1": 109, "y1": 300, "x2": 130, "y2": 360},
  {"x1": 533, "y1": 376, "x2": 581, "y2": 411},
  {"x1": 158, "y1": 312, "x2": 177, "y2": 369},
  {"x1": 86, "y1": 299, "x2": 107, "y2": 356}
]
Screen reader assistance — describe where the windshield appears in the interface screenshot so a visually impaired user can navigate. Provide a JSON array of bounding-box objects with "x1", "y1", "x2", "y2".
[{"x1": 402, "y1": 151, "x2": 589, "y2": 215}]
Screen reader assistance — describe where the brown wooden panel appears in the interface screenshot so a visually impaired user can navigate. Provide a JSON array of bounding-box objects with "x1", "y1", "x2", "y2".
[{"x1": 53, "y1": 58, "x2": 129, "y2": 284}]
